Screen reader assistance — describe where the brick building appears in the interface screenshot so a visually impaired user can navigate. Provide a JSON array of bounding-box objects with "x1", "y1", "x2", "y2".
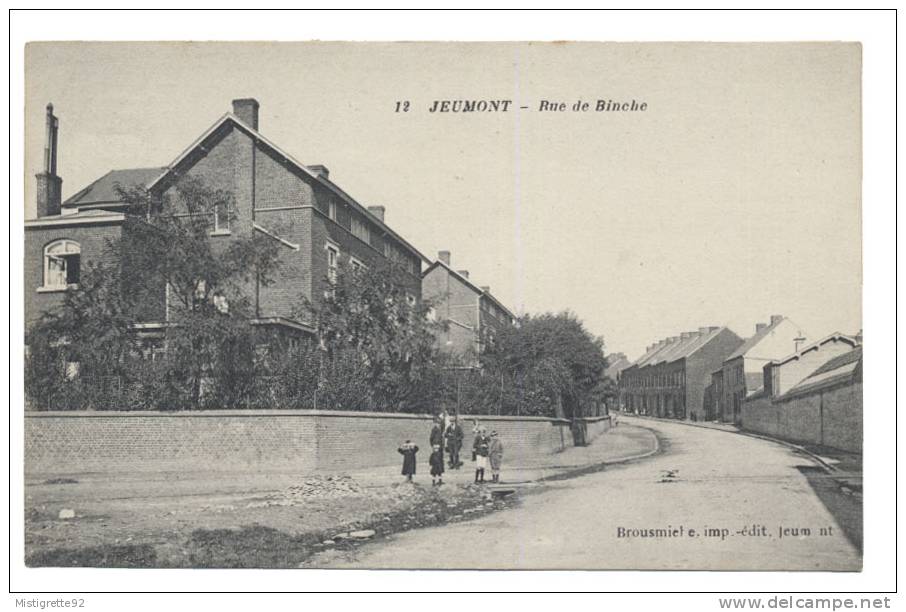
[
  {"x1": 25, "y1": 99, "x2": 428, "y2": 337},
  {"x1": 742, "y1": 333, "x2": 862, "y2": 453},
  {"x1": 717, "y1": 315, "x2": 807, "y2": 424},
  {"x1": 620, "y1": 326, "x2": 743, "y2": 420},
  {"x1": 421, "y1": 250, "x2": 516, "y2": 366}
]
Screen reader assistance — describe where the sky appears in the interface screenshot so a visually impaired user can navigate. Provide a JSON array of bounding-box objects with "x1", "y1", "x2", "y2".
[{"x1": 24, "y1": 42, "x2": 862, "y2": 360}]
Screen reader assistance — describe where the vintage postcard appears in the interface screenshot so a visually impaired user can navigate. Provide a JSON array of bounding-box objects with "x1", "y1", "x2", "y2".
[{"x1": 22, "y1": 41, "x2": 862, "y2": 572}]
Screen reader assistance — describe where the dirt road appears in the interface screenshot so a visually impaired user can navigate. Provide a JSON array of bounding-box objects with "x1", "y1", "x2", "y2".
[{"x1": 313, "y1": 417, "x2": 861, "y2": 570}]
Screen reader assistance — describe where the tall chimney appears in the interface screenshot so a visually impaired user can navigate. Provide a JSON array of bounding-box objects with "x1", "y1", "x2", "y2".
[
  {"x1": 35, "y1": 102, "x2": 62, "y2": 218},
  {"x1": 367, "y1": 205, "x2": 385, "y2": 222},
  {"x1": 438, "y1": 250, "x2": 451, "y2": 265},
  {"x1": 755, "y1": 322, "x2": 767, "y2": 333},
  {"x1": 457, "y1": 270, "x2": 470, "y2": 279},
  {"x1": 232, "y1": 98, "x2": 260, "y2": 130}
]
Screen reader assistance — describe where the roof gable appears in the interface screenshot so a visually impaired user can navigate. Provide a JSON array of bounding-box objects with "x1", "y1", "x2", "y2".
[
  {"x1": 149, "y1": 113, "x2": 429, "y2": 263},
  {"x1": 726, "y1": 317, "x2": 804, "y2": 361}
]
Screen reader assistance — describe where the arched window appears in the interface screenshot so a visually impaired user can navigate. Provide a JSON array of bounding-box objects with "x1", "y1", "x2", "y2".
[{"x1": 44, "y1": 239, "x2": 80, "y2": 288}]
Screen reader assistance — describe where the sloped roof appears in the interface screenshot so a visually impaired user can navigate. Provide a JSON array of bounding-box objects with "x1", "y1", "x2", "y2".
[
  {"x1": 422, "y1": 259, "x2": 515, "y2": 321},
  {"x1": 633, "y1": 327, "x2": 725, "y2": 368},
  {"x1": 772, "y1": 332, "x2": 859, "y2": 368},
  {"x1": 782, "y1": 346, "x2": 862, "y2": 399},
  {"x1": 726, "y1": 317, "x2": 793, "y2": 361},
  {"x1": 63, "y1": 167, "x2": 166, "y2": 208},
  {"x1": 809, "y1": 345, "x2": 863, "y2": 377}
]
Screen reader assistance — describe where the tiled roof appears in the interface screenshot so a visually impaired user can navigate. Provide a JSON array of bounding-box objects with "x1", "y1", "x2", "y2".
[
  {"x1": 633, "y1": 327, "x2": 724, "y2": 367},
  {"x1": 63, "y1": 168, "x2": 166, "y2": 208},
  {"x1": 726, "y1": 317, "x2": 790, "y2": 361}
]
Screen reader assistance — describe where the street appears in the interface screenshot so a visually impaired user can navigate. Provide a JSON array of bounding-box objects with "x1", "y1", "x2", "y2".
[{"x1": 313, "y1": 417, "x2": 862, "y2": 570}]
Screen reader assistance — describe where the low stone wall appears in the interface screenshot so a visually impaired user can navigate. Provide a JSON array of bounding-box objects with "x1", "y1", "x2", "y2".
[
  {"x1": 582, "y1": 415, "x2": 613, "y2": 443},
  {"x1": 740, "y1": 382, "x2": 862, "y2": 453},
  {"x1": 24, "y1": 410, "x2": 579, "y2": 475}
]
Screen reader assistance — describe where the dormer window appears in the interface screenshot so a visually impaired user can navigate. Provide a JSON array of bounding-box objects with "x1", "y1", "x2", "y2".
[
  {"x1": 43, "y1": 239, "x2": 80, "y2": 289},
  {"x1": 351, "y1": 216, "x2": 370, "y2": 243}
]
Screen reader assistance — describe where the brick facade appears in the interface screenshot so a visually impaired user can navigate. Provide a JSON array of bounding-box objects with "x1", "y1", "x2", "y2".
[
  {"x1": 620, "y1": 327, "x2": 743, "y2": 421},
  {"x1": 422, "y1": 257, "x2": 515, "y2": 366},
  {"x1": 24, "y1": 219, "x2": 124, "y2": 328},
  {"x1": 25, "y1": 100, "x2": 425, "y2": 334}
]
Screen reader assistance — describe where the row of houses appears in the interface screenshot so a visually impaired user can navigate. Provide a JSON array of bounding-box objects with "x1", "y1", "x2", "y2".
[
  {"x1": 25, "y1": 99, "x2": 515, "y2": 365},
  {"x1": 610, "y1": 317, "x2": 862, "y2": 453}
]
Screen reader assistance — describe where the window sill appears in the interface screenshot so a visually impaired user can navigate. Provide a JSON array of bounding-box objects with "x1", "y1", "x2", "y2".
[
  {"x1": 37, "y1": 284, "x2": 78, "y2": 293},
  {"x1": 209, "y1": 229, "x2": 232, "y2": 237}
]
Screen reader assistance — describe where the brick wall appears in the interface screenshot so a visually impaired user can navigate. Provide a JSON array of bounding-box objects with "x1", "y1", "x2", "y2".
[
  {"x1": 24, "y1": 410, "x2": 584, "y2": 475},
  {"x1": 741, "y1": 381, "x2": 861, "y2": 453},
  {"x1": 822, "y1": 382, "x2": 862, "y2": 453}
]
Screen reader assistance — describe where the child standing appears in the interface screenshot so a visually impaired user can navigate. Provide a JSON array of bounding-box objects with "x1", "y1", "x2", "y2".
[
  {"x1": 488, "y1": 430, "x2": 504, "y2": 483},
  {"x1": 429, "y1": 443, "x2": 445, "y2": 486},
  {"x1": 398, "y1": 440, "x2": 419, "y2": 482},
  {"x1": 473, "y1": 428, "x2": 490, "y2": 483}
]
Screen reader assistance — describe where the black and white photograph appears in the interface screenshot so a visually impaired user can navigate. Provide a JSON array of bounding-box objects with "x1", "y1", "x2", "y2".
[{"x1": 9, "y1": 9, "x2": 898, "y2": 602}]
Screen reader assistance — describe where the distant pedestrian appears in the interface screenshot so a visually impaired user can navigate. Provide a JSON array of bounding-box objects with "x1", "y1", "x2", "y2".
[
  {"x1": 488, "y1": 430, "x2": 504, "y2": 483},
  {"x1": 445, "y1": 417, "x2": 464, "y2": 469},
  {"x1": 473, "y1": 427, "x2": 490, "y2": 483},
  {"x1": 429, "y1": 444, "x2": 445, "y2": 486},
  {"x1": 398, "y1": 440, "x2": 419, "y2": 482}
]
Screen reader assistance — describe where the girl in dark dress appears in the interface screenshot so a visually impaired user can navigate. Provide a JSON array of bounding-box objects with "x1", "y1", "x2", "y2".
[
  {"x1": 429, "y1": 443, "x2": 445, "y2": 486},
  {"x1": 398, "y1": 440, "x2": 419, "y2": 482}
]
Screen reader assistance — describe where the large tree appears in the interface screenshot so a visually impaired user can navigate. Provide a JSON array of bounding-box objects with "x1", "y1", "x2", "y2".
[
  {"x1": 479, "y1": 311, "x2": 609, "y2": 418},
  {"x1": 302, "y1": 259, "x2": 446, "y2": 412},
  {"x1": 25, "y1": 178, "x2": 285, "y2": 410}
]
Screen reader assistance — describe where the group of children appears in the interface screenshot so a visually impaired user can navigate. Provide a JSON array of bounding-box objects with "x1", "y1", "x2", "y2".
[{"x1": 397, "y1": 417, "x2": 504, "y2": 486}]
